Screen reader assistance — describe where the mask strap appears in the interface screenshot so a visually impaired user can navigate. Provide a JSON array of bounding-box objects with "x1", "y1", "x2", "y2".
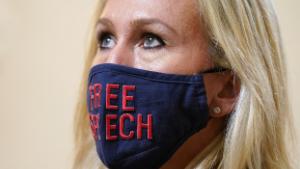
[{"x1": 202, "y1": 67, "x2": 229, "y2": 74}]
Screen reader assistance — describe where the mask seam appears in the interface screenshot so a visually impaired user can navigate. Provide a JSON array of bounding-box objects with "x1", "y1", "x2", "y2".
[{"x1": 89, "y1": 70, "x2": 204, "y2": 85}]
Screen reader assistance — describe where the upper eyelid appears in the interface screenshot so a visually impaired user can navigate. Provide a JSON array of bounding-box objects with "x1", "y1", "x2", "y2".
[
  {"x1": 96, "y1": 26, "x2": 169, "y2": 42},
  {"x1": 143, "y1": 33, "x2": 165, "y2": 43},
  {"x1": 96, "y1": 17, "x2": 178, "y2": 35},
  {"x1": 97, "y1": 33, "x2": 165, "y2": 50},
  {"x1": 95, "y1": 19, "x2": 168, "y2": 47},
  {"x1": 97, "y1": 30, "x2": 164, "y2": 43},
  {"x1": 95, "y1": 18, "x2": 174, "y2": 43},
  {"x1": 95, "y1": 20, "x2": 117, "y2": 40},
  {"x1": 98, "y1": 31, "x2": 114, "y2": 38},
  {"x1": 96, "y1": 30, "x2": 117, "y2": 44}
]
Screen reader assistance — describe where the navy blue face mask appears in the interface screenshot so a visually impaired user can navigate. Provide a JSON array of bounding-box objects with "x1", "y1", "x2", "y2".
[{"x1": 87, "y1": 63, "x2": 227, "y2": 169}]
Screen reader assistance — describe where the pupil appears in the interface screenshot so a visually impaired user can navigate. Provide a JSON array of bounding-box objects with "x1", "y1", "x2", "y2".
[
  {"x1": 104, "y1": 38, "x2": 111, "y2": 46},
  {"x1": 146, "y1": 37, "x2": 154, "y2": 45},
  {"x1": 148, "y1": 37, "x2": 153, "y2": 41}
]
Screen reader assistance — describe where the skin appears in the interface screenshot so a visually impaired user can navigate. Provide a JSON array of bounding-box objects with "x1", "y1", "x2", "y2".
[{"x1": 92, "y1": 0, "x2": 240, "y2": 168}]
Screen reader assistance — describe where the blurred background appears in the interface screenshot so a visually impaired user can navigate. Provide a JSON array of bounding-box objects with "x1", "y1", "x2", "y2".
[{"x1": 0, "y1": 0, "x2": 299, "y2": 169}]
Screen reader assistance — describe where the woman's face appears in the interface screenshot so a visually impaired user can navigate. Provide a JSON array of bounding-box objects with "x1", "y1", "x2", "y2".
[
  {"x1": 92, "y1": 0, "x2": 214, "y2": 75},
  {"x1": 92, "y1": 0, "x2": 237, "y2": 168}
]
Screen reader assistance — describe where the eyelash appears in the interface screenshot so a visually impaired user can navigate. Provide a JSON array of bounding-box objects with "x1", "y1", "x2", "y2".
[
  {"x1": 97, "y1": 32, "x2": 114, "y2": 50},
  {"x1": 141, "y1": 33, "x2": 166, "y2": 49},
  {"x1": 96, "y1": 31, "x2": 166, "y2": 50}
]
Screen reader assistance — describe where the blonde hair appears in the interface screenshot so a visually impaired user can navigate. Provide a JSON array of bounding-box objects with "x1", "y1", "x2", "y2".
[{"x1": 72, "y1": 0, "x2": 296, "y2": 169}]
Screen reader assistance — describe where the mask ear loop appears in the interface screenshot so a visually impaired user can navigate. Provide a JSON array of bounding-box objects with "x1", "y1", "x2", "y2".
[
  {"x1": 202, "y1": 67, "x2": 229, "y2": 74},
  {"x1": 201, "y1": 66, "x2": 231, "y2": 121}
]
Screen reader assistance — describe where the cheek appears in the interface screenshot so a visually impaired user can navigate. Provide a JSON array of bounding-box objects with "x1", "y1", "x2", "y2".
[
  {"x1": 163, "y1": 45, "x2": 212, "y2": 75},
  {"x1": 133, "y1": 48, "x2": 178, "y2": 73},
  {"x1": 91, "y1": 50, "x2": 109, "y2": 67},
  {"x1": 133, "y1": 45, "x2": 212, "y2": 75},
  {"x1": 134, "y1": 48, "x2": 168, "y2": 63}
]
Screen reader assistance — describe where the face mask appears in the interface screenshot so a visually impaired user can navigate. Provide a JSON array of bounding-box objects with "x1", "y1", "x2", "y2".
[{"x1": 87, "y1": 63, "x2": 226, "y2": 169}]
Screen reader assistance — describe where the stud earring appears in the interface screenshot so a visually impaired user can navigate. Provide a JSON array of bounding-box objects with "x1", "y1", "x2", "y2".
[{"x1": 213, "y1": 107, "x2": 221, "y2": 114}]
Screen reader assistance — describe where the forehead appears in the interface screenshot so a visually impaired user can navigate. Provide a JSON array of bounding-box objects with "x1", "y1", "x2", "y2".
[{"x1": 101, "y1": 0, "x2": 201, "y2": 28}]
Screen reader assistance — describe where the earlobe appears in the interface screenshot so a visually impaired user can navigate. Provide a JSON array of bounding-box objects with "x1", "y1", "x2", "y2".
[
  {"x1": 210, "y1": 105, "x2": 226, "y2": 118},
  {"x1": 210, "y1": 106, "x2": 222, "y2": 117},
  {"x1": 209, "y1": 73, "x2": 240, "y2": 118}
]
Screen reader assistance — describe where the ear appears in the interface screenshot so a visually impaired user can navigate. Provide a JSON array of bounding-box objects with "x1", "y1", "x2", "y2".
[{"x1": 209, "y1": 72, "x2": 240, "y2": 118}]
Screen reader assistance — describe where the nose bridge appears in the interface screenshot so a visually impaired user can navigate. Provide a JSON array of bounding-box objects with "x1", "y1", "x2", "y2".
[{"x1": 106, "y1": 39, "x2": 134, "y2": 66}]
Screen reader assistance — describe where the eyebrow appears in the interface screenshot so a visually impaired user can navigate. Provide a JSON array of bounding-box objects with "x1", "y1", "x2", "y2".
[{"x1": 96, "y1": 17, "x2": 178, "y2": 35}]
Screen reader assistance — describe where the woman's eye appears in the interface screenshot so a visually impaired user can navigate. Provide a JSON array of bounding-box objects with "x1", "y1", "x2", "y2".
[
  {"x1": 98, "y1": 33, "x2": 116, "y2": 49},
  {"x1": 142, "y1": 33, "x2": 165, "y2": 49}
]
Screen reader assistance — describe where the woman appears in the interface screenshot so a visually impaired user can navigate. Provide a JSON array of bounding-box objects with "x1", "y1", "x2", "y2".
[{"x1": 73, "y1": 0, "x2": 295, "y2": 168}]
